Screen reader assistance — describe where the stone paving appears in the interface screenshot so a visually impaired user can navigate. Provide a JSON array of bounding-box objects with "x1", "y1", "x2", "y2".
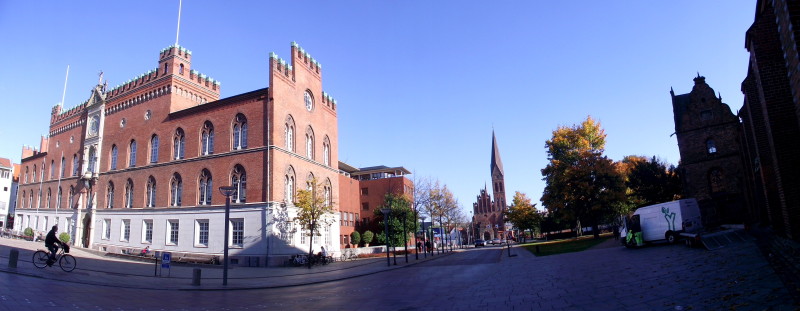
[{"x1": 0, "y1": 236, "x2": 796, "y2": 310}]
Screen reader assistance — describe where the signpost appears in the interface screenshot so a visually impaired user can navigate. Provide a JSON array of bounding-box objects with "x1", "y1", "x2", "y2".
[{"x1": 160, "y1": 252, "x2": 171, "y2": 277}]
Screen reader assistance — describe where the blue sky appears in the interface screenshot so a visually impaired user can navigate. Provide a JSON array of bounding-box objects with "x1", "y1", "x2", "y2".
[{"x1": 0, "y1": 1, "x2": 753, "y2": 213}]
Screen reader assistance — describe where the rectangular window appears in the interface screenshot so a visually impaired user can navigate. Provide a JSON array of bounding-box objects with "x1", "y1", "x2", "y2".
[
  {"x1": 167, "y1": 220, "x2": 179, "y2": 245},
  {"x1": 121, "y1": 219, "x2": 131, "y2": 242},
  {"x1": 231, "y1": 219, "x2": 244, "y2": 247},
  {"x1": 196, "y1": 219, "x2": 209, "y2": 247},
  {"x1": 340, "y1": 212, "x2": 345, "y2": 226},
  {"x1": 360, "y1": 187, "x2": 368, "y2": 195},
  {"x1": 362, "y1": 202, "x2": 369, "y2": 211},
  {"x1": 103, "y1": 219, "x2": 111, "y2": 240},
  {"x1": 143, "y1": 219, "x2": 153, "y2": 243}
]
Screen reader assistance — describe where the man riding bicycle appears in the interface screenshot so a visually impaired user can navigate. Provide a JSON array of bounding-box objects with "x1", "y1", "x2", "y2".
[{"x1": 45, "y1": 225, "x2": 67, "y2": 266}]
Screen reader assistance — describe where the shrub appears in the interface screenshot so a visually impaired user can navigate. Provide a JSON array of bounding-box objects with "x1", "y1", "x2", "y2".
[
  {"x1": 24, "y1": 227, "x2": 34, "y2": 237},
  {"x1": 350, "y1": 231, "x2": 361, "y2": 247},
  {"x1": 362, "y1": 230, "x2": 374, "y2": 245},
  {"x1": 59, "y1": 232, "x2": 71, "y2": 244}
]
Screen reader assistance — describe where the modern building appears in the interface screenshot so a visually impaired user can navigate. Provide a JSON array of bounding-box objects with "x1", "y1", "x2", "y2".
[
  {"x1": 338, "y1": 164, "x2": 412, "y2": 248},
  {"x1": 472, "y1": 131, "x2": 507, "y2": 240},
  {"x1": 15, "y1": 42, "x2": 342, "y2": 266},
  {"x1": 0, "y1": 158, "x2": 14, "y2": 228}
]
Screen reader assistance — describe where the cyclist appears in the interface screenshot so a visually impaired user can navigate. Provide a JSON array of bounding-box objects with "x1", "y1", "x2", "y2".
[{"x1": 45, "y1": 225, "x2": 66, "y2": 266}]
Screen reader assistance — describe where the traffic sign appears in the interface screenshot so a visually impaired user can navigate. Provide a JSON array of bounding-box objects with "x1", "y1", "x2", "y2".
[{"x1": 162, "y1": 252, "x2": 171, "y2": 269}]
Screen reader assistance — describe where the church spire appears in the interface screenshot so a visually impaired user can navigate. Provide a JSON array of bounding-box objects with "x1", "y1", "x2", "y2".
[{"x1": 490, "y1": 130, "x2": 504, "y2": 176}]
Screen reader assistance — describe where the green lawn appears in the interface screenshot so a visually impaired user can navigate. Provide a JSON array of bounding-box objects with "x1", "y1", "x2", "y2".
[{"x1": 523, "y1": 236, "x2": 612, "y2": 256}]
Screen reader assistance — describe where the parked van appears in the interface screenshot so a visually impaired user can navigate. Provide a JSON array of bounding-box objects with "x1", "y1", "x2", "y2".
[{"x1": 620, "y1": 199, "x2": 703, "y2": 247}]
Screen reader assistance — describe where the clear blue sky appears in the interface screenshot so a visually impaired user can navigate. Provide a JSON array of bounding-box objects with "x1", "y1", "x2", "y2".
[{"x1": 0, "y1": 1, "x2": 753, "y2": 213}]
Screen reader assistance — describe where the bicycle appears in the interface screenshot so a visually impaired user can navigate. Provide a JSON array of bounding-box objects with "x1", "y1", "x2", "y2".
[
  {"x1": 33, "y1": 245, "x2": 76, "y2": 272},
  {"x1": 340, "y1": 249, "x2": 356, "y2": 262}
]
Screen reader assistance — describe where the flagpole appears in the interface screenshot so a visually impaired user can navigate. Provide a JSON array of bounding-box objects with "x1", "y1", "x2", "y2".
[
  {"x1": 60, "y1": 65, "x2": 69, "y2": 108},
  {"x1": 175, "y1": 0, "x2": 182, "y2": 46}
]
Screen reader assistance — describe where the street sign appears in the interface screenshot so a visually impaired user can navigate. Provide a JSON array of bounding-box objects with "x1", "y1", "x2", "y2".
[{"x1": 162, "y1": 252, "x2": 171, "y2": 269}]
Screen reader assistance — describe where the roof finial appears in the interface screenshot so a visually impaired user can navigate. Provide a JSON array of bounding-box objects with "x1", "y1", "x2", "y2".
[{"x1": 718, "y1": 91, "x2": 722, "y2": 100}]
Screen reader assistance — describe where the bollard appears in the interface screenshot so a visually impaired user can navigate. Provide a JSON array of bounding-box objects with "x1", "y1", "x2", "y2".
[
  {"x1": 8, "y1": 249, "x2": 19, "y2": 268},
  {"x1": 535, "y1": 245, "x2": 540, "y2": 253},
  {"x1": 192, "y1": 268, "x2": 202, "y2": 286}
]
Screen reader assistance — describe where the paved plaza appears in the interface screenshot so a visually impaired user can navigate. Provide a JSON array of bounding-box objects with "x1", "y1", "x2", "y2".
[{"x1": 0, "y1": 237, "x2": 795, "y2": 310}]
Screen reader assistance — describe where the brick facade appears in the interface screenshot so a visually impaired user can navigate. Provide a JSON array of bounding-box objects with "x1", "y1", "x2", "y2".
[{"x1": 472, "y1": 131, "x2": 507, "y2": 240}]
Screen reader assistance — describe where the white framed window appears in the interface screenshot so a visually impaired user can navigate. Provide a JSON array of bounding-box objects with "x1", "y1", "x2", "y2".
[
  {"x1": 201, "y1": 121, "x2": 215, "y2": 156},
  {"x1": 198, "y1": 169, "x2": 212, "y2": 205},
  {"x1": 120, "y1": 219, "x2": 131, "y2": 242},
  {"x1": 232, "y1": 165, "x2": 246, "y2": 203},
  {"x1": 232, "y1": 114, "x2": 248, "y2": 150},
  {"x1": 167, "y1": 220, "x2": 179, "y2": 245},
  {"x1": 102, "y1": 219, "x2": 111, "y2": 240},
  {"x1": 196, "y1": 219, "x2": 209, "y2": 247},
  {"x1": 143, "y1": 219, "x2": 153, "y2": 243},
  {"x1": 231, "y1": 219, "x2": 244, "y2": 247}
]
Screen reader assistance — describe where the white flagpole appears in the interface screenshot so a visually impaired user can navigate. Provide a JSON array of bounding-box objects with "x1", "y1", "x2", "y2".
[
  {"x1": 175, "y1": 0, "x2": 182, "y2": 46},
  {"x1": 60, "y1": 65, "x2": 69, "y2": 107}
]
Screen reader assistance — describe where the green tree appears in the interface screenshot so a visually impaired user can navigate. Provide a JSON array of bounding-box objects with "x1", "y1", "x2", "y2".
[
  {"x1": 362, "y1": 230, "x2": 374, "y2": 245},
  {"x1": 375, "y1": 193, "x2": 416, "y2": 247},
  {"x1": 506, "y1": 191, "x2": 542, "y2": 242},
  {"x1": 349, "y1": 231, "x2": 361, "y2": 247},
  {"x1": 541, "y1": 116, "x2": 626, "y2": 238},
  {"x1": 294, "y1": 178, "x2": 335, "y2": 268},
  {"x1": 59, "y1": 232, "x2": 71, "y2": 244},
  {"x1": 621, "y1": 155, "x2": 682, "y2": 207}
]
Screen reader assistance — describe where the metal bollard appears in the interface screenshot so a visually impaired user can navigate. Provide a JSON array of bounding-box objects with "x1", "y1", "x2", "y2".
[
  {"x1": 192, "y1": 268, "x2": 201, "y2": 286},
  {"x1": 8, "y1": 249, "x2": 19, "y2": 268}
]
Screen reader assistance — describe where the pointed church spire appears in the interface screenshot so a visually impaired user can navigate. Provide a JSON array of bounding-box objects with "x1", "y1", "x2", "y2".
[{"x1": 491, "y1": 130, "x2": 504, "y2": 176}]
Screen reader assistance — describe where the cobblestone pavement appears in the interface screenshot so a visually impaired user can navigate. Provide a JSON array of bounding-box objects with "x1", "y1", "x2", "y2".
[{"x1": 0, "y1": 237, "x2": 795, "y2": 310}]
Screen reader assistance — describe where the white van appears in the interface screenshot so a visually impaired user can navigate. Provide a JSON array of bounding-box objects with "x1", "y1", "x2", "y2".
[{"x1": 620, "y1": 199, "x2": 703, "y2": 247}]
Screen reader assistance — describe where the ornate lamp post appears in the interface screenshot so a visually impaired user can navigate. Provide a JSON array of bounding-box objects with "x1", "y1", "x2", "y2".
[
  {"x1": 380, "y1": 208, "x2": 391, "y2": 267},
  {"x1": 218, "y1": 186, "x2": 236, "y2": 286}
]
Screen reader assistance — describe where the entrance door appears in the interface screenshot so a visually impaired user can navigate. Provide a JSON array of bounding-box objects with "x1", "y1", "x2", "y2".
[{"x1": 82, "y1": 214, "x2": 92, "y2": 248}]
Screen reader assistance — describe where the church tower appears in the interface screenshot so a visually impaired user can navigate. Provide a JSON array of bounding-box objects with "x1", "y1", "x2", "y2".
[
  {"x1": 490, "y1": 131, "x2": 507, "y2": 214},
  {"x1": 473, "y1": 131, "x2": 508, "y2": 241}
]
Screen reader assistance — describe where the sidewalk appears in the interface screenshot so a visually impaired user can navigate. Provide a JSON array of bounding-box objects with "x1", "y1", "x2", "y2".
[{"x1": 0, "y1": 238, "x2": 454, "y2": 291}]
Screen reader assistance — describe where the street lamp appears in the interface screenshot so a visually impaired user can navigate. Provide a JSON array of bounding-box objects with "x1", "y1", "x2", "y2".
[
  {"x1": 218, "y1": 186, "x2": 236, "y2": 286},
  {"x1": 380, "y1": 208, "x2": 391, "y2": 267},
  {"x1": 81, "y1": 172, "x2": 96, "y2": 210},
  {"x1": 413, "y1": 208, "x2": 419, "y2": 261},
  {"x1": 420, "y1": 216, "x2": 427, "y2": 258},
  {"x1": 402, "y1": 210, "x2": 408, "y2": 263}
]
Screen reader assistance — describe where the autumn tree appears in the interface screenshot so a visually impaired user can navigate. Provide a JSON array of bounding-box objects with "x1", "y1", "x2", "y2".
[
  {"x1": 374, "y1": 192, "x2": 416, "y2": 247},
  {"x1": 505, "y1": 191, "x2": 542, "y2": 242},
  {"x1": 294, "y1": 178, "x2": 335, "y2": 268},
  {"x1": 541, "y1": 116, "x2": 626, "y2": 238},
  {"x1": 621, "y1": 155, "x2": 682, "y2": 208}
]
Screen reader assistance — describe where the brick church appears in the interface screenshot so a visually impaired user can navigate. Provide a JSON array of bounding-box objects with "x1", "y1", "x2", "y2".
[{"x1": 472, "y1": 131, "x2": 508, "y2": 241}]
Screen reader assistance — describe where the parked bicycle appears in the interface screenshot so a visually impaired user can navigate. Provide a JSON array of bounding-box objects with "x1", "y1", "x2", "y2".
[
  {"x1": 340, "y1": 249, "x2": 356, "y2": 262},
  {"x1": 33, "y1": 245, "x2": 76, "y2": 272}
]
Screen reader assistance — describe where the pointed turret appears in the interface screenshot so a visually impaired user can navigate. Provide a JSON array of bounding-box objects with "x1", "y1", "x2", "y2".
[{"x1": 490, "y1": 130, "x2": 504, "y2": 177}]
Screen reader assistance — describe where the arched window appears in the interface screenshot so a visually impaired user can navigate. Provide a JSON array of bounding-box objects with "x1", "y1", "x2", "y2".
[
  {"x1": 709, "y1": 168, "x2": 724, "y2": 193},
  {"x1": 37, "y1": 189, "x2": 41, "y2": 209},
  {"x1": 57, "y1": 187, "x2": 62, "y2": 209},
  {"x1": 150, "y1": 135, "x2": 160, "y2": 163},
  {"x1": 323, "y1": 136, "x2": 331, "y2": 166},
  {"x1": 179, "y1": 63, "x2": 184, "y2": 74},
  {"x1": 201, "y1": 121, "x2": 214, "y2": 156},
  {"x1": 170, "y1": 173, "x2": 182, "y2": 207},
  {"x1": 146, "y1": 176, "x2": 156, "y2": 208},
  {"x1": 32, "y1": 164, "x2": 37, "y2": 183},
  {"x1": 29, "y1": 192, "x2": 33, "y2": 209},
  {"x1": 304, "y1": 90, "x2": 314, "y2": 111},
  {"x1": 232, "y1": 165, "x2": 246, "y2": 203},
  {"x1": 124, "y1": 179, "x2": 134, "y2": 208},
  {"x1": 129, "y1": 140, "x2": 137, "y2": 167},
  {"x1": 46, "y1": 188, "x2": 52, "y2": 209},
  {"x1": 285, "y1": 166, "x2": 295, "y2": 203},
  {"x1": 110, "y1": 145, "x2": 118, "y2": 170},
  {"x1": 198, "y1": 169, "x2": 213, "y2": 205},
  {"x1": 232, "y1": 114, "x2": 248, "y2": 150},
  {"x1": 324, "y1": 179, "x2": 332, "y2": 207},
  {"x1": 24, "y1": 167, "x2": 28, "y2": 183},
  {"x1": 106, "y1": 182, "x2": 114, "y2": 209},
  {"x1": 50, "y1": 160, "x2": 55, "y2": 179},
  {"x1": 60, "y1": 156, "x2": 65, "y2": 177},
  {"x1": 306, "y1": 126, "x2": 315, "y2": 160},
  {"x1": 21, "y1": 191, "x2": 26, "y2": 210},
  {"x1": 285, "y1": 115, "x2": 295, "y2": 152},
  {"x1": 72, "y1": 154, "x2": 79, "y2": 176},
  {"x1": 174, "y1": 128, "x2": 185, "y2": 160},
  {"x1": 706, "y1": 139, "x2": 717, "y2": 154},
  {"x1": 68, "y1": 186, "x2": 74, "y2": 209},
  {"x1": 88, "y1": 146, "x2": 97, "y2": 173},
  {"x1": 306, "y1": 173, "x2": 315, "y2": 191}
]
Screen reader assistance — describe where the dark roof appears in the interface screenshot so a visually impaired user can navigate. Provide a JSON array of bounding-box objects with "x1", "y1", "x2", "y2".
[
  {"x1": 671, "y1": 93, "x2": 691, "y2": 131},
  {"x1": 169, "y1": 88, "x2": 268, "y2": 119},
  {"x1": 490, "y1": 131, "x2": 504, "y2": 176}
]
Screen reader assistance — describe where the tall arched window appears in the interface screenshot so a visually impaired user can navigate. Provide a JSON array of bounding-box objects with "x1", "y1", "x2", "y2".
[
  {"x1": 170, "y1": 173, "x2": 182, "y2": 207},
  {"x1": 201, "y1": 121, "x2": 214, "y2": 156},
  {"x1": 146, "y1": 176, "x2": 156, "y2": 207},
  {"x1": 110, "y1": 145, "x2": 118, "y2": 170},
  {"x1": 124, "y1": 179, "x2": 134, "y2": 208},
  {"x1": 285, "y1": 167, "x2": 295, "y2": 203},
  {"x1": 706, "y1": 139, "x2": 717, "y2": 154},
  {"x1": 198, "y1": 169, "x2": 212, "y2": 205},
  {"x1": 21, "y1": 191, "x2": 26, "y2": 209},
  {"x1": 68, "y1": 186, "x2": 74, "y2": 209},
  {"x1": 324, "y1": 179, "x2": 332, "y2": 207},
  {"x1": 129, "y1": 140, "x2": 137, "y2": 167},
  {"x1": 37, "y1": 189, "x2": 42, "y2": 209},
  {"x1": 32, "y1": 164, "x2": 37, "y2": 182},
  {"x1": 72, "y1": 154, "x2": 79, "y2": 176},
  {"x1": 174, "y1": 128, "x2": 185, "y2": 160},
  {"x1": 50, "y1": 160, "x2": 55, "y2": 179},
  {"x1": 29, "y1": 192, "x2": 33, "y2": 209},
  {"x1": 88, "y1": 146, "x2": 97, "y2": 173},
  {"x1": 57, "y1": 187, "x2": 62, "y2": 209},
  {"x1": 305, "y1": 126, "x2": 315, "y2": 160},
  {"x1": 709, "y1": 168, "x2": 724, "y2": 193},
  {"x1": 46, "y1": 188, "x2": 51, "y2": 209},
  {"x1": 150, "y1": 135, "x2": 160, "y2": 163},
  {"x1": 60, "y1": 156, "x2": 65, "y2": 177},
  {"x1": 323, "y1": 136, "x2": 331, "y2": 166},
  {"x1": 232, "y1": 165, "x2": 246, "y2": 203},
  {"x1": 106, "y1": 182, "x2": 114, "y2": 209},
  {"x1": 285, "y1": 115, "x2": 295, "y2": 152},
  {"x1": 24, "y1": 167, "x2": 28, "y2": 183},
  {"x1": 179, "y1": 63, "x2": 184, "y2": 74},
  {"x1": 233, "y1": 114, "x2": 248, "y2": 150}
]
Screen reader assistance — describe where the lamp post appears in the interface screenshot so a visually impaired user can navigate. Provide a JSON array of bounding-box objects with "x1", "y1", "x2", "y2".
[
  {"x1": 402, "y1": 210, "x2": 408, "y2": 263},
  {"x1": 218, "y1": 186, "x2": 236, "y2": 286},
  {"x1": 380, "y1": 208, "x2": 391, "y2": 267},
  {"x1": 438, "y1": 213, "x2": 444, "y2": 254},
  {"x1": 421, "y1": 216, "x2": 427, "y2": 258},
  {"x1": 413, "y1": 208, "x2": 419, "y2": 260}
]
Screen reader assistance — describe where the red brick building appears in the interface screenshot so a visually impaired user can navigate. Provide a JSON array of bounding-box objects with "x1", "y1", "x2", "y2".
[
  {"x1": 15, "y1": 42, "x2": 343, "y2": 265},
  {"x1": 472, "y1": 131, "x2": 507, "y2": 240},
  {"x1": 338, "y1": 164, "x2": 412, "y2": 248}
]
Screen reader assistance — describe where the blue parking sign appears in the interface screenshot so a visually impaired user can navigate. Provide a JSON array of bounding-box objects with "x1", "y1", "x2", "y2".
[{"x1": 162, "y1": 252, "x2": 171, "y2": 269}]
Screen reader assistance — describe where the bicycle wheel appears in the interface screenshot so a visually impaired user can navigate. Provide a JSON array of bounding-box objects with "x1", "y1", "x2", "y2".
[
  {"x1": 32, "y1": 251, "x2": 49, "y2": 269},
  {"x1": 59, "y1": 254, "x2": 76, "y2": 272}
]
